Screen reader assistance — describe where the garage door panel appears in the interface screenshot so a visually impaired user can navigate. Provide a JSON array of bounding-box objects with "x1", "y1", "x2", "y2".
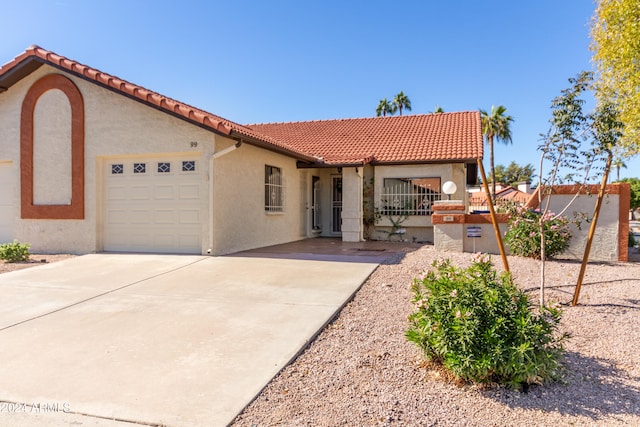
[
  {"x1": 130, "y1": 185, "x2": 152, "y2": 200},
  {"x1": 179, "y1": 234, "x2": 200, "y2": 250},
  {"x1": 106, "y1": 185, "x2": 127, "y2": 201},
  {"x1": 130, "y1": 209, "x2": 152, "y2": 224},
  {"x1": 104, "y1": 157, "x2": 202, "y2": 254},
  {"x1": 179, "y1": 210, "x2": 200, "y2": 224},
  {"x1": 155, "y1": 209, "x2": 176, "y2": 224},
  {"x1": 154, "y1": 234, "x2": 176, "y2": 247},
  {"x1": 179, "y1": 184, "x2": 200, "y2": 199},
  {"x1": 105, "y1": 209, "x2": 128, "y2": 224},
  {"x1": 155, "y1": 185, "x2": 175, "y2": 199}
]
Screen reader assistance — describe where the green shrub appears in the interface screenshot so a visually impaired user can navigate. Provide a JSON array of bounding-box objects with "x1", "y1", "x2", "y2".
[
  {"x1": 504, "y1": 205, "x2": 572, "y2": 259},
  {"x1": 0, "y1": 240, "x2": 31, "y2": 263},
  {"x1": 406, "y1": 256, "x2": 567, "y2": 390},
  {"x1": 630, "y1": 232, "x2": 638, "y2": 249}
]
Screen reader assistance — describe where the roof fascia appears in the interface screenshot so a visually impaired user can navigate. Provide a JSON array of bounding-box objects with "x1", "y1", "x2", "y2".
[
  {"x1": 0, "y1": 57, "x2": 46, "y2": 92},
  {"x1": 229, "y1": 131, "x2": 318, "y2": 163}
]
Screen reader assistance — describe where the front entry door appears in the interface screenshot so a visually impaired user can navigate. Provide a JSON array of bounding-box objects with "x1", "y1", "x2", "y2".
[{"x1": 331, "y1": 176, "x2": 342, "y2": 234}]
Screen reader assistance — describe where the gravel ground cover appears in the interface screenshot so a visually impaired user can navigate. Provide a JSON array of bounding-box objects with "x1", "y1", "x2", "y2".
[
  {"x1": 233, "y1": 246, "x2": 640, "y2": 427},
  {"x1": 0, "y1": 254, "x2": 75, "y2": 274}
]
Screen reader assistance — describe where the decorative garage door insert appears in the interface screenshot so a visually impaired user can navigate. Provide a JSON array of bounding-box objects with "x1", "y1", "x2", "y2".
[{"x1": 103, "y1": 157, "x2": 202, "y2": 254}]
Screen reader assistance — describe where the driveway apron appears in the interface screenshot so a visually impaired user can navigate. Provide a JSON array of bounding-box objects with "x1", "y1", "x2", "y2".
[{"x1": 0, "y1": 253, "x2": 378, "y2": 427}]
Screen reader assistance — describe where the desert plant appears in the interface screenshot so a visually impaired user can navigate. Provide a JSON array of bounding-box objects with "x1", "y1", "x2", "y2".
[
  {"x1": 406, "y1": 256, "x2": 567, "y2": 390},
  {"x1": 504, "y1": 205, "x2": 572, "y2": 259},
  {"x1": 0, "y1": 240, "x2": 31, "y2": 263}
]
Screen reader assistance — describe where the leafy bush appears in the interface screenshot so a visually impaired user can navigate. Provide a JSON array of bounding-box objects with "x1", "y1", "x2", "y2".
[
  {"x1": 630, "y1": 232, "x2": 638, "y2": 248},
  {"x1": 406, "y1": 256, "x2": 567, "y2": 390},
  {"x1": 504, "y1": 205, "x2": 572, "y2": 259},
  {"x1": 0, "y1": 240, "x2": 31, "y2": 263}
]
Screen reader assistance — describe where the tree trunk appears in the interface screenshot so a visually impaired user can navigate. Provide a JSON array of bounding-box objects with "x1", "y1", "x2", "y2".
[
  {"x1": 539, "y1": 218, "x2": 546, "y2": 307},
  {"x1": 490, "y1": 136, "x2": 496, "y2": 200},
  {"x1": 573, "y1": 153, "x2": 613, "y2": 306}
]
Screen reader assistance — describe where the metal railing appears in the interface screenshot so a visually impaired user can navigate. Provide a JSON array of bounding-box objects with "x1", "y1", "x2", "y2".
[{"x1": 379, "y1": 182, "x2": 442, "y2": 216}]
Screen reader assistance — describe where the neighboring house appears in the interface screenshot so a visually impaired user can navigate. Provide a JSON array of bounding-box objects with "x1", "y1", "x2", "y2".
[
  {"x1": 468, "y1": 182, "x2": 533, "y2": 212},
  {"x1": 0, "y1": 46, "x2": 483, "y2": 255}
]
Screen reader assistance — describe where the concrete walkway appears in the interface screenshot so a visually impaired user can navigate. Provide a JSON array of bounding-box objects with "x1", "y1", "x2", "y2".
[{"x1": 0, "y1": 246, "x2": 387, "y2": 426}]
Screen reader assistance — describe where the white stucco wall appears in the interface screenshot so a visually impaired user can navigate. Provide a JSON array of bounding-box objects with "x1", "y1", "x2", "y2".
[
  {"x1": 209, "y1": 139, "x2": 311, "y2": 255},
  {"x1": 341, "y1": 167, "x2": 363, "y2": 242},
  {"x1": 370, "y1": 163, "x2": 467, "y2": 242},
  {"x1": 0, "y1": 65, "x2": 215, "y2": 253},
  {"x1": 33, "y1": 89, "x2": 72, "y2": 205},
  {"x1": 540, "y1": 193, "x2": 621, "y2": 262}
]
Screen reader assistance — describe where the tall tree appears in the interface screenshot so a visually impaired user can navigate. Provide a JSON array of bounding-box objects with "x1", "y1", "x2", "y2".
[
  {"x1": 376, "y1": 98, "x2": 396, "y2": 117},
  {"x1": 493, "y1": 161, "x2": 536, "y2": 187},
  {"x1": 611, "y1": 157, "x2": 627, "y2": 181},
  {"x1": 393, "y1": 91, "x2": 412, "y2": 116},
  {"x1": 591, "y1": 0, "x2": 640, "y2": 155},
  {"x1": 480, "y1": 105, "x2": 514, "y2": 198}
]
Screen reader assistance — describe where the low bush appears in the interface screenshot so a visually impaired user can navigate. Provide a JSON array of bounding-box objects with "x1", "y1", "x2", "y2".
[
  {"x1": 504, "y1": 205, "x2": 572, "y2": 259},
  {"x1": 630, "y1": 232, "x2": 638, "y2": 248},
  {"x1": 406, "y1": 255, "x2": 567, "y2": 390},
  {"x1": 0, "y1": 240, "x2": 31, "y2": 263}
]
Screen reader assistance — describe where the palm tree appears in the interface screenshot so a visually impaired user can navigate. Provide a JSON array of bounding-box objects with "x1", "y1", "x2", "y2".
[
  {"x1": 376, "y1": 98, "x2": 396, "y2": 117},
  {"x1": 612, "y1": 157, "x2": 627, "y2": 181},
  {"x1": 393, "y1": 91, "x2": 412, "y2": 116},
  {"x1": 432, "y1": 106, "x2": 444, "y2": 113},
  {"x1": 480, "y1": 105, "x2": 514, "y2": 199}
]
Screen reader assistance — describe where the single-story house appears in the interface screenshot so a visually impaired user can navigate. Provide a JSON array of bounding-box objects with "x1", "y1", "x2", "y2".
[{"x1": 0, "y1": 46, "x2": 483, "y2": 255}]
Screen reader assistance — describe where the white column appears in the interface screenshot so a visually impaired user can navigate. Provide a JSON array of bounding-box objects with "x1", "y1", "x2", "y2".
[{"x1": 341, "y1": 167, "x2": 363, "y2": 242}]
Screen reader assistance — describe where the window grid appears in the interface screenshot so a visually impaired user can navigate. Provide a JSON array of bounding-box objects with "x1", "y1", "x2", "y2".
[
  {"x1": 111, "y1": 164, "x2": 124, "y2": 174},
  {"x1": 133, "y1": 163, "x2": 146, "y2": 174},
  {"x1": 265, "y1": 165, "x2": 284, "y2": 212},
  {"x1": 380, "y1": 178, "x2": 442, "y2": 216},
  {"x1": 182, "y1": 161, "x2": 196, "y2": 172},
  {"x1": 157, "y1": 162, "x2": 171, "y2": 173}
]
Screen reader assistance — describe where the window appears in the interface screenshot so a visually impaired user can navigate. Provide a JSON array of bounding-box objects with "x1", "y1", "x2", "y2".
[
  {"x1": 111, "y1": 164, "x2": 124, "y2": 174},
  {"x1": 157, "y1": 162, "x2": 171, "y2": 173},
  {"x1": 265, "y1": 165, "x2": 283, "y2": 212},
  {"x1": 182, "y1": 160, "x2": 196, "y2": 172},
  {"x1": 133, "y1": 163, "x2": 146, "y2": 174},
  {"x1": 380, "y1": 177, "x2": 441, "y2": 216}
]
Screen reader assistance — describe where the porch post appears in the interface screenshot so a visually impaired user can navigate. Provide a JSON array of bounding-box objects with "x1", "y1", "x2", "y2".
[{"x1": 341, "y1": 167, "x2": 364, "y2": 242}]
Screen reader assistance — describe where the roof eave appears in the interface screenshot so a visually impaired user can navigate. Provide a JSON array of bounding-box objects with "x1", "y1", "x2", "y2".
[
  {"x1": 0, "y1": 55, "x2": 46, "y2": 92},
  {"x1": 371, "y1": 157, "x2": 481, "y2": 166},
  {"x1": 229, "y1": 130, "x2": 319, "y2": 163}
]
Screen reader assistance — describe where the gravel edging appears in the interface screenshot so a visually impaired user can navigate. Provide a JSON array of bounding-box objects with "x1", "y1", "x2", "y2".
[
  {"x1": 0, "y1": 254, "x2": 76, "y2": 274},
  {"x1": 233, "y1": 246, "x2": 640, "y2": 427}
]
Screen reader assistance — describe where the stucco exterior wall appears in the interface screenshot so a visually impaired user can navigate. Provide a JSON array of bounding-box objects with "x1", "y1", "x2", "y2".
[
  {"x1": 541, "y1": 192, "x2": 621, "y2": 262},
  {"x1": 0, "y1": 65, "x2": 215, "y2": 253},
  {"x1": 210, "y1": 139, "x2": 309, "y2": 255},
  {"x1": 432, "y1": 186, "x2": 628, "y2": 262},
  {"x1": 370, "y1": 163, "x2": 467, "y2": 243}
]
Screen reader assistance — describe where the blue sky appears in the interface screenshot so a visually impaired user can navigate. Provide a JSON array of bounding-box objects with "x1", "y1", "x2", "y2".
[{"x1": 3, "y1": 0, "x2": 638, "y2": 181}]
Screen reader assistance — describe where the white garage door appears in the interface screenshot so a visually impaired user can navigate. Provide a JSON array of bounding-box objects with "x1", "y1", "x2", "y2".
[
  {"x1": 0, "y1": 162, "x2": 14, "y2": 243},
  {"x1": 103, "y1": 157, "x2": 203, "y2": 254}
]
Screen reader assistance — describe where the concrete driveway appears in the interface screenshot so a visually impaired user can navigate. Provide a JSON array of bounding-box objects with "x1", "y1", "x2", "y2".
[{"x1": 0, "y1": 249, "x2": 380, "y2": 426}]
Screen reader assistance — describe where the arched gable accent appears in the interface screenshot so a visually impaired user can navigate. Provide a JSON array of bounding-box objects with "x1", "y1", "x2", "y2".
[{"x1": 20, "y1": 74, "x2": 84, "y2": 219}]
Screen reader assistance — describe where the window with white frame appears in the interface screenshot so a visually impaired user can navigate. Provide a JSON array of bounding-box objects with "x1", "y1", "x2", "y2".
[
  {"x1": 265, "y1": 165, "x2": 284, "y2": 212},
  {"x1": 380, "y1": 177, "x2": 441, "y2": 216}
]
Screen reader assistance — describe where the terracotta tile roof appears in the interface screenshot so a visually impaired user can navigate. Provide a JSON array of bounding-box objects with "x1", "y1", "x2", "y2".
[
  {"x1": 0, "y1": 45, "x2": 317, "y2": 162},
  {"x1": 248, "y1": 112, "x2": 483, "y2": 165},
  {"x1": 469, "y1": 186, "x2": 533, "y2": 206},
  {"x1": 1, "y1": 46, "x2": 483, "y2": 165}
]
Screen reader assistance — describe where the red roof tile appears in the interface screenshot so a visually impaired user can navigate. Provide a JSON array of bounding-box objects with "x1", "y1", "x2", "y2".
[
  {"x1": 1, "y1": 46, "x2": 483, "y2": 165},
  {"x1": 249, "y1": 112, "x2": 483, "y2": 165},
  {"x1": 0, "y1": 45, "x2": 316, "y2": 161}
]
